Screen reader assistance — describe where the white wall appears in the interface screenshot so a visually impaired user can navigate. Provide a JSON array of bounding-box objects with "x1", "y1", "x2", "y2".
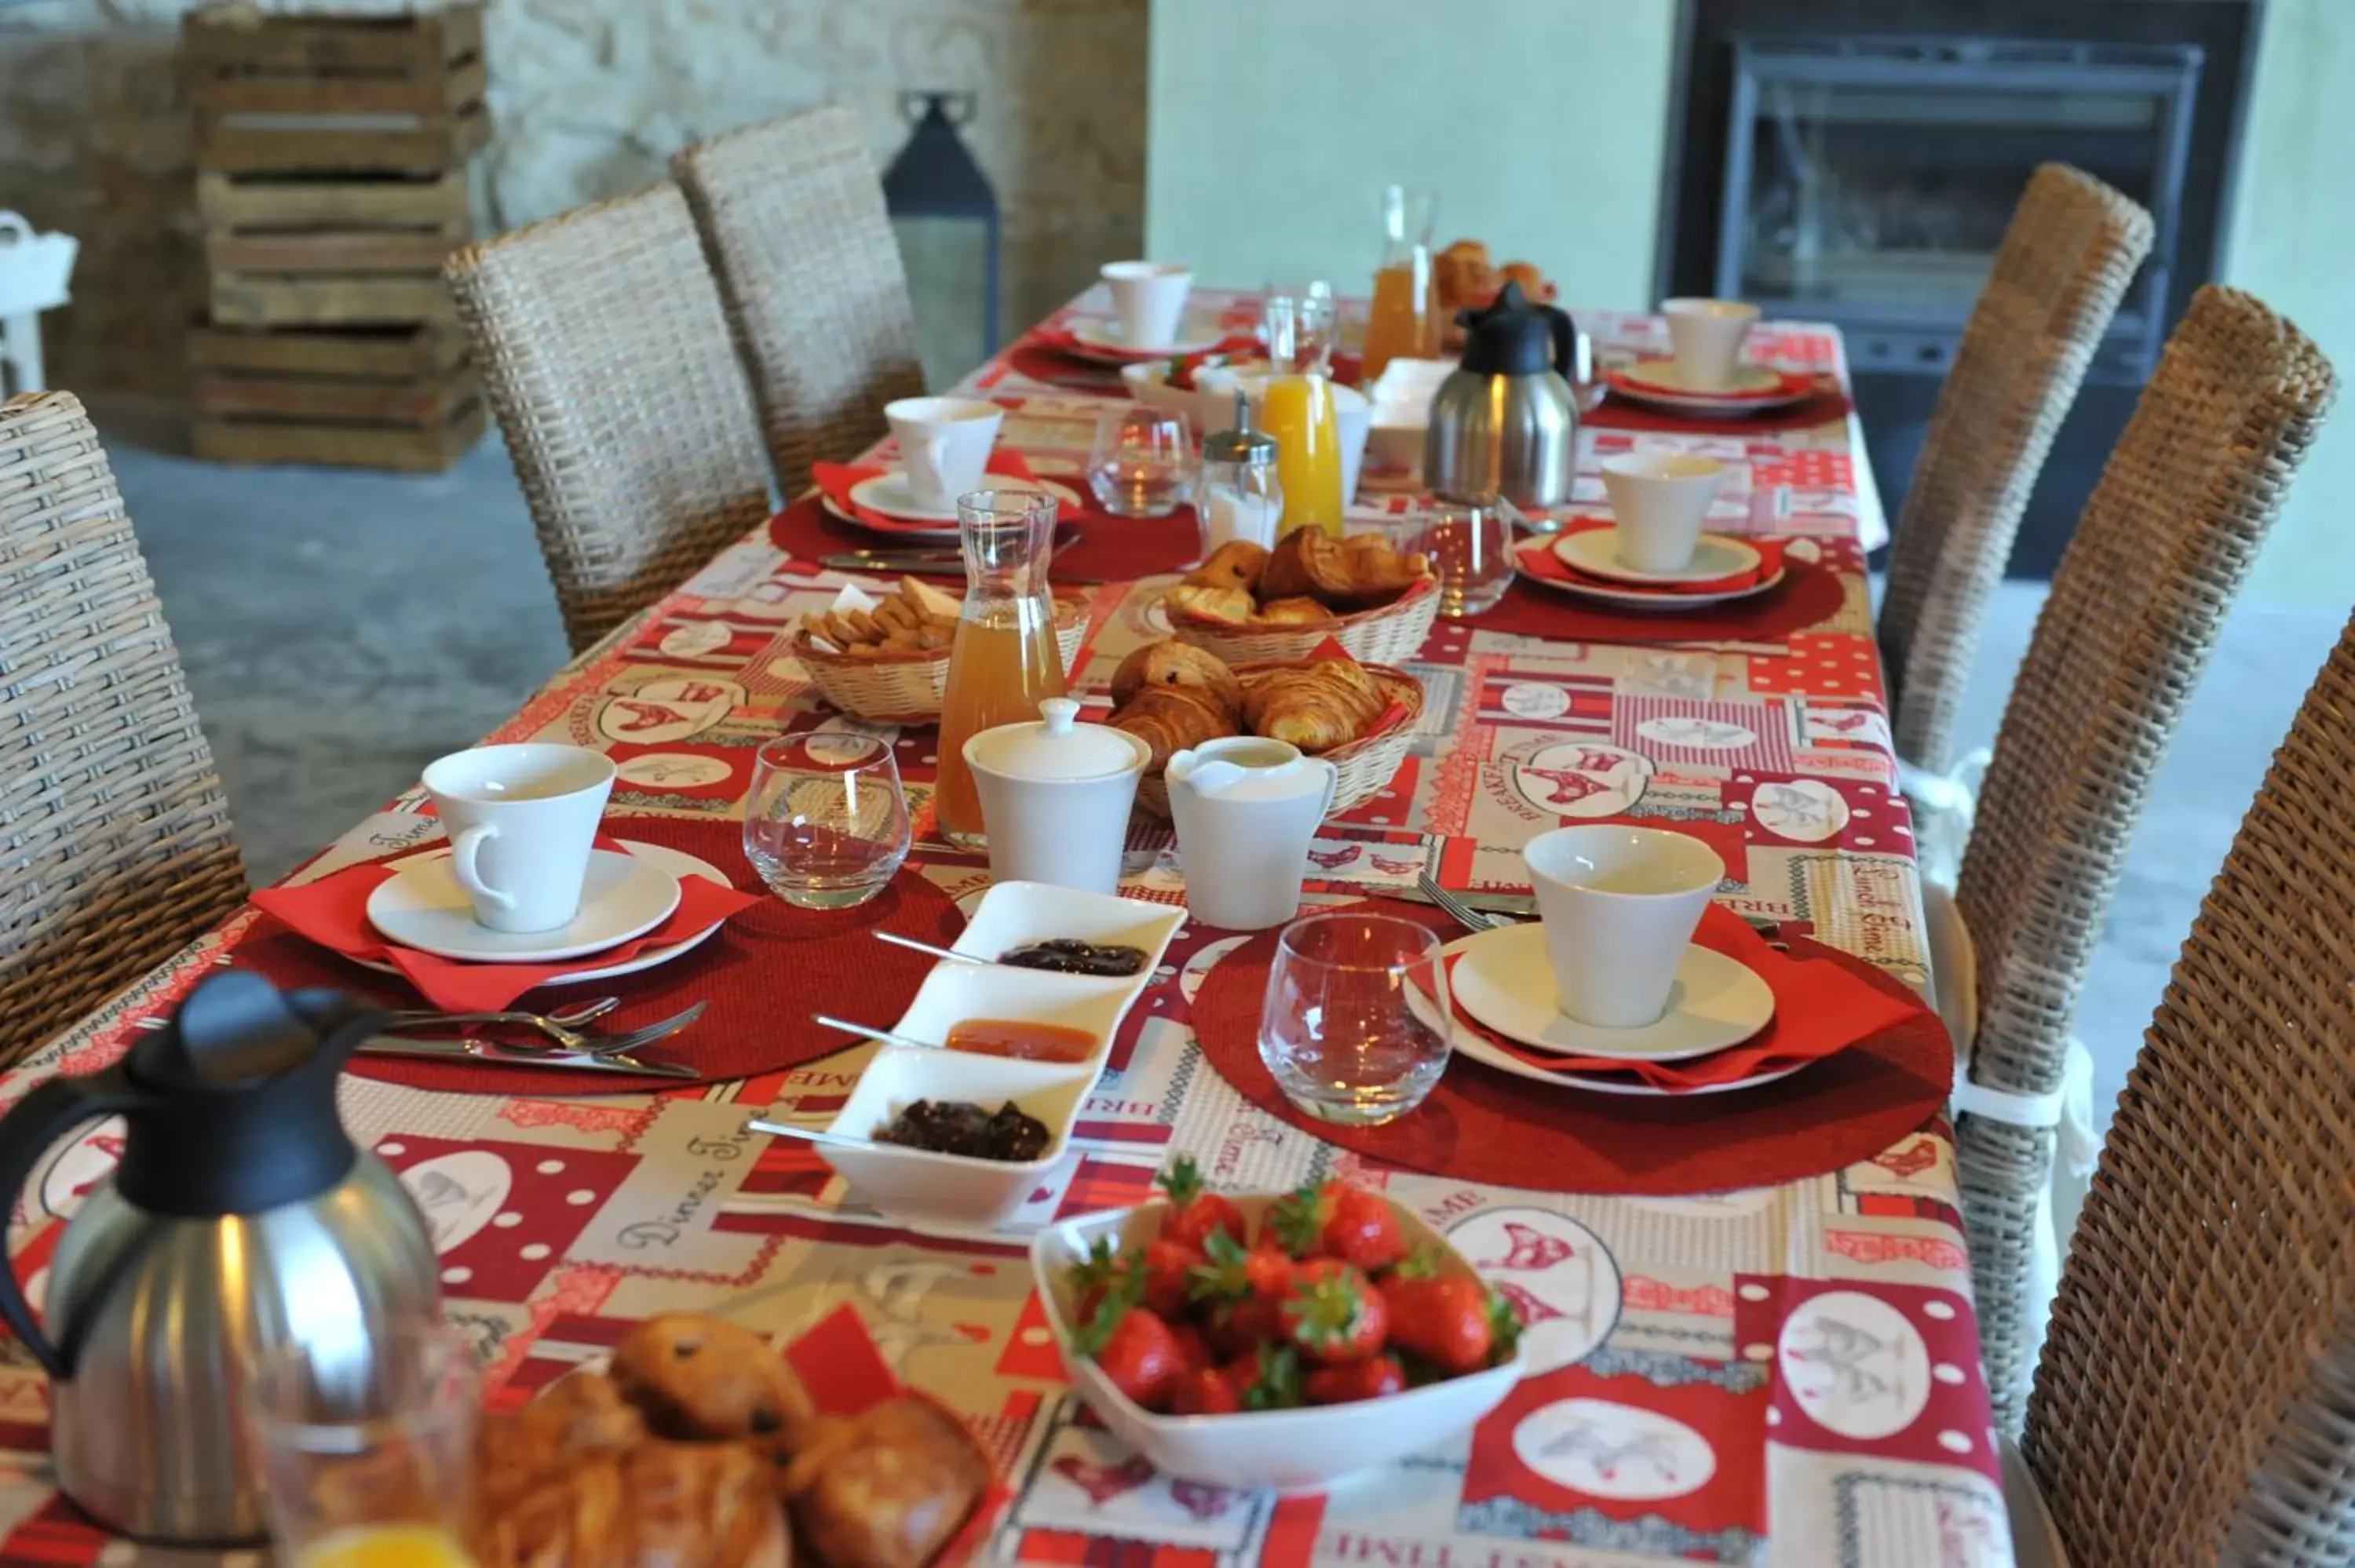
[{"x1": 1145, "y1": 0, "x2": 1676, "y2": 312}]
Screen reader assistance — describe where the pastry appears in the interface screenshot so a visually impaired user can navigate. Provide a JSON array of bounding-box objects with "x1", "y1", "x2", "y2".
[
  {"x1": 1109, "y1": 684, "x2": 1239, "y2": 771},
  {"x1": 1240, "y1": 656, "x2": 1390, "y2": 753},
  {"x1": 1258, "y1": 529, "x2": 1429, "y2": 609},
  {"x1": 1186, "y1": 540, "x2": 1269, "y2": 593},
  {"x1": 610, "y1": 1313, "x2": 814, "y2": 1446},
  {"x1": 1338, "y1": 533, "x2": 1433, "y2": 603},
  {"x1": 780, "y1": 1397, "x2": 990, "y2": 1568},
  {"x1": 1252, "y1": 596, "x2": 1342, "y2": 627},
  {"x1": 478, "y1": 1439, "x2": 789, "y2": 1568},
  {"x1": 479, "y1": 1373, "x2": 647, "y2": 1515},
  {"x1": 1499, "y1": 260, "x2": 1546, "y2": 297},
  {"x1": 1162, "y1": 582, "x2": 1255, "y2": 625},
  {"x1": 1109, "y1": 639, "x2": 1244, "y2": 716}
]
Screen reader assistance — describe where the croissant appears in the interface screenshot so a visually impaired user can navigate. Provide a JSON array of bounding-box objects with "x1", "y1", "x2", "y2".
[
  {"x1": 1111, "y1": 685, "x2": 1239, "y2": 771},
  {"x1": 1161, "y1": 582, "x2": 1255, "y2": 626},
  {"x1": 1186, "y1": 540, "x2": 1268, "y2": 593},
  {"x1": 1259, "y1": 529, "x2": 1431, "y2": 609},
  {"x1": 1241, "y1": 658, "x2": 1390, "y2": 753},
  {"x1": 1338, "y1": 533, "x2": 1433, "y2": 602},
  {"x1": 478, "y1": 1440, "x2": 789, "y2": 1568},
  {"x1": 1252, "y1": 596, "x2": 1342, "y2": 628},
  {"x1": 780, "y1": 1397, "x2": 991, "y2": 1568},
  {"x1": 1110, "y1": 640, "x2": 1243, "y2": 716}
]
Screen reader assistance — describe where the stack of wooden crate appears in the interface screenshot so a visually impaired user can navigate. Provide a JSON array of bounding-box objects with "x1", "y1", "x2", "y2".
[{"x1": 184, "y1": 4, "x2": 490, "y2": 471}]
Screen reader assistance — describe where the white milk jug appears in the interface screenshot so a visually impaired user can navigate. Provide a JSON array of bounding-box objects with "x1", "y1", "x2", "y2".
[{"x1": 1166, "y1": 737, "x2": 1338, "y2": 930}]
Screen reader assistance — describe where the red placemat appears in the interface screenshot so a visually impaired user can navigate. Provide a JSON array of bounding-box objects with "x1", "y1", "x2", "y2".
[
  {"x1": 771, "y1": 494, "x2": 1199, "y2": 585},
  {"x1": 1189, "y1": 899, "x2": 1952, "y2": 1194},
  {"x1": 1466, "y1": 548, "x2": 1845, "y2": 644},
  {"x1": 1002, "y1": 341, "x2": 1131, "y2": 392},
  {"x1": 236, "y1": 815, "x2": 964, "y2": 1095},
  {"x1": 1584, "y1": 372, "x2": 1853, "y2": 436}
]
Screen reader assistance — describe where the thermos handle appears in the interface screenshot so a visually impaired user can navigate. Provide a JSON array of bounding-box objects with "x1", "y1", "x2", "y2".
[
  {"x1": 1546, "y1": 305, "x2": 1575, "y2": 382},
  {"x1": 0, "y1": 1074, "x2": 141, "y2": 1378}
]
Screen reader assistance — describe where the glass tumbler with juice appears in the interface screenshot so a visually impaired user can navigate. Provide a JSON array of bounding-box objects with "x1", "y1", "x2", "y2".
[{"x1": 933, "y1": 490, "x2": 1068, "y2": 848}]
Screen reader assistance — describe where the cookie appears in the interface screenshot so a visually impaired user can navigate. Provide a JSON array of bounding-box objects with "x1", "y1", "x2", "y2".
[{"x1": 609, "y1": 1313, "x2": 813, "y2": 1446}]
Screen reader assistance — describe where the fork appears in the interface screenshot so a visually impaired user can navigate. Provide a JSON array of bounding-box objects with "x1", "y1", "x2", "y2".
[
  {"x1": 1416, "y1": 873, "x2": 1512, "y2": 933},
  {"x1": 384, "y1": 1001, "x2": 708, "y2": 1058}
]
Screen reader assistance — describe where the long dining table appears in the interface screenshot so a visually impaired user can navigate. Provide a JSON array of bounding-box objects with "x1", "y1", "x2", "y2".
[{"x1": 0, "y1": 289, "x2": 2011, "y2": 1568}]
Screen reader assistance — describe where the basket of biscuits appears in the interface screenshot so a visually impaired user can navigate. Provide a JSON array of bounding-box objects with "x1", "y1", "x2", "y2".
[
  {"x1": 1160, "y1": 529, "x2": 1440, "y2": 667},
  {"x1": 1107, "y1": 639, "x2": 1422, "y2": 819},
  {"x1": 794, "y1": 576, "x2": 1090, "y2": 724}
]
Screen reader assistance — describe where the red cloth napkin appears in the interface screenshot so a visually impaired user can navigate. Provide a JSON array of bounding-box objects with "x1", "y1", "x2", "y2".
[
  {"x1": 1517, "y1": 519, "x2": 1786, "y2": 596},
  {"x1": 811, "y1": 449, "x2": 1041, "y2": 534},
  {"x1": 250, "y1": 837, "x2": 761, "y2": 1013},
  {"x1": 1445, "y1": 906, "x2": 1920, "y2": 1090}
]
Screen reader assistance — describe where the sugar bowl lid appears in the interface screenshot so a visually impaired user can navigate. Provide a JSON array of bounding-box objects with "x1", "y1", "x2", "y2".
[{"x1": 964, "y1": 697, "x2": 1146, "y2": 782}]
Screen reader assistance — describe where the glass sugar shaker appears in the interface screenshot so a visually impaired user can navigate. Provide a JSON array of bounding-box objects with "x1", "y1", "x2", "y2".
[{"x1": 1197, "y1": 391, "x2": 1283, "y2": 556}]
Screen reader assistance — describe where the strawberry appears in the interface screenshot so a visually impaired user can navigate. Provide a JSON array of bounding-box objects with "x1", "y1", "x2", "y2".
[
  {"x1": 1188, "y1": 1230, "x2": 1295, "y2": 1354},
  {"x1": 1304, "y1": 1354, "x2": 1406, "y2": 1405},
  {"x1": 1168, "y1": 1319, "x2": 1217, "y2": 1373},
  {"x1": 1078, "y1": 1286, "x2": 1185, "y2": 1412},
  {"x1": 1265, "y1": 1180, "x2": 1406, "y2": 1273},
  {"x1": 1381, "y1": 1256, "x2": 1505, "y2": 1375},
  {"x1": 1157, "y1": 1156, "x2": 1247, "y2": 1252},
  {"x1": 1223, "y1": 1342, "x2": 1303, "y2": 1411},
  {"x1": 1169, "y1": 1365, "x2": 1240, "y2": 1415},
  {"x1": 1139, "y1": 1238, "x2": 1204, "y2": 1318},
  {"x1": 1278, "y1": 1257, "x2": 1388, "y2": 1363},
  {"x1": 1066, "y1": 1236, "x2": 1131, "y2": 1326}
]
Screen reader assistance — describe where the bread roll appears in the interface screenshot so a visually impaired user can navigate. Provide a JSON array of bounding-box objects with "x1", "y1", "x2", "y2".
[
  {"x1": 1110, "y1": 640, "x2": 1243, "y2": 716},
  {"x1": 779, "y1": 1398, "x2": 990, "y2": 1568}
]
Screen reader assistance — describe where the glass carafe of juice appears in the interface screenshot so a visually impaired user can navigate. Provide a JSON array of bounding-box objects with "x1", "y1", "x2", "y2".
[
  {"x1": 1363, "y1": 184, "x2": 1439, "y2": 383},
  {"x1": 933, "y1": 490, "x2": 1068, "y2": 849},
  {"x1": 1258, "y1": 296, "x2": 1345, "y2": 538}
]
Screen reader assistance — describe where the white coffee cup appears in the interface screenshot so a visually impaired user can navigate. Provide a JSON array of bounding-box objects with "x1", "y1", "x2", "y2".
[
  {"x1": 885, "y1": 396, "x2": 1003, "y2": 512},
  {"x1": 1661, "y1": 297, "x2": 1761, "y2": 390},
  {"x1": 1101, "y1": 261, "x2": 1193, "y2": 352},
  {"x1": 1601, "y1": 452, "x2": 1726, "y2": 572},
  {"x1": 421, "y1": 744, "x2": 617, "y2": 933},
  {"x1": 1524, "y1": 826, "x2": 1725, "y2": 1028},
  {"x1": 1167, "y1": 738, "x2": 1339, "y2": 931}
]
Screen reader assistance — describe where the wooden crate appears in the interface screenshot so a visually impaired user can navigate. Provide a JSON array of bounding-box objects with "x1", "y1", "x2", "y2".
[
  {"x1": 186, "y1": 5, "x2": 490, "y2": 176},
  {"x1": 188, "y1": 322, "x2": 484, "y2": 472},
  {"x1": 200, "y1": 168, "x2": 470, "y2": 327}
]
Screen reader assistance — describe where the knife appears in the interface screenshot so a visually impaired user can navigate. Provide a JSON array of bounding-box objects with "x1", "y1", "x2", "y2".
[
  {"x1": 1384, "y1": 883, "x2": 1783, "y2": 935},
  {"x1": 817, "y1": 552, "x2": 1119, "y2": 585},
  {"x1": 356, "y1": 1034, "x2": 699, "y2": 1079}
]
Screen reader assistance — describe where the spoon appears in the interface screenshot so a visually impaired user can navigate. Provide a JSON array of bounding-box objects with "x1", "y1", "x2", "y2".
[
  {"x1": 869, "y1": 931, "x2": 986, "y2": 965},
  {"x1": 812, "y1": 1013, "x2": 941, "y2": 1052},
  {"x1": 741, "y1": 1118, "x2": 879, "y2": 1153}
]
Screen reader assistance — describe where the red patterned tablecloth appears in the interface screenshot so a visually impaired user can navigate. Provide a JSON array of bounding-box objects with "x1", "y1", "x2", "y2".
[{"x1": 0, "y1": 290, "x2": 2007, "y2": 1568}]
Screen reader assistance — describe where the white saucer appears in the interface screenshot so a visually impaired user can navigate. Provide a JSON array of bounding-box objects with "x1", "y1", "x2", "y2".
[
  {"x1": 367, "y1": 845, "x2": 682, "y2": 964},
  {"x1": 1555, "y1": 527, "x2": 1762, "y2": 586},
  {"x1": 840, "y1": 472, "x2": 1080, "y2": 530},
  {"x1": 1514, "y1": 540, "x2": 1786, "y2": 611},
  {"x1": 1605, "y1": 361, "x2": 1814, "y2": 416},
  {"x1": 1448, "y1": 922, "x2": 1775, "y2": 1062},
  {"x1": 1443, "y1": 1011, "x2": 1808, "y2": 1097},
  {"x1": 1066, "y1": 319, "x2": 1221, "y2": 363}
]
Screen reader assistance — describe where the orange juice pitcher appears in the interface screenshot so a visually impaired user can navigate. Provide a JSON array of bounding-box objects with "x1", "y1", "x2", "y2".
[
  {"x1": 1258, "y1": 296, "x2": 1345, "y2": 537},
  {"x1": 933, "y1": 490, "x2": 1068, "y2": 848},
  {"x1": 1362, "y1": 184, "x2": 1439, "y2": 382}
]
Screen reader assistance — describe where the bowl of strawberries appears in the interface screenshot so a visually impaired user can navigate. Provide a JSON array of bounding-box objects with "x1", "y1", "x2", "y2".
[{"x1": 1028, "y1": 1159, "x2": 1526, "y2": 1490}]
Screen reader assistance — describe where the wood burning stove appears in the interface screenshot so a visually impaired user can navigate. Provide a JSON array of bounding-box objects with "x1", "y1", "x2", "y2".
[{"x1": 1658, "y1": 0, "x2": 2262, "y2": 577}]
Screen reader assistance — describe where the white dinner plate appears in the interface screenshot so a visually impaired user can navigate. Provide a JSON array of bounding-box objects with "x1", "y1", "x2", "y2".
[
  {"x1": 1448, "y1": 921, "x2": 1775, "y2": 1063},
  {"x1": 1442, "y1": 1008, "x2": 1808, "y2": 1098},
  {"x1": 1064, "y1": 319, "x2": 1222, "y2": 363},
  {"x1": 1554, "y1": 527, "x2": 1764, "y2": 586},
  {"x1": 1604, "y1": 360, "x2": 1816, "y2": 416},
  {"x1": 837, "y1": 472, "x2": 1079, "y2": 532},
  {"x1": 367, "y1": 848, "x2": 681, "y2": 963},
  {"x1": 359, "y1": 839, "x2": 728, "y2": 982},
  {"x1": 1512, "y1": 540, "x2": 1787, "y2": 611}
]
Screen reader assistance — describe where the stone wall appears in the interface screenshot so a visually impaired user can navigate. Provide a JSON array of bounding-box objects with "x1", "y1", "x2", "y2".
[{"x1": 0, "y1": 0, "x2": 1145, "y2": 396}]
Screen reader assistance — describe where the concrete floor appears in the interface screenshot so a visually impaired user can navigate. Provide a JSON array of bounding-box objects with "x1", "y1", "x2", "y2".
[{"x1": 94, "y1": 403, "x2": 2347, "y2": 1127}]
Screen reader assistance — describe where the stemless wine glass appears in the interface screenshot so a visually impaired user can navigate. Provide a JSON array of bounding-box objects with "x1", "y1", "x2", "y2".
[
  {"x1": 1258, "y1": 912, "x2": 1452, "y2": 1125},
  {"x1": 245, "y1": 1318, "x2": 480, "y2": 1568},
  {"x1": 743, "y1": 731, "x2": 911, "y2": 908},
  {"x1": 1087, "y1": 406, "x2": 1194, "y2": 518},
  {"x1": 1264, "y1": 281, "x2": 1338, "y2": 373},
  {"x1": 1386, "y1": 498, "x2": 1517, "y2": 617}
]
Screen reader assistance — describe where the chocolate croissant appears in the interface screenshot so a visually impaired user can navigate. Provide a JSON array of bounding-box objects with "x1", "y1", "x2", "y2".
[
  {"x1": 1186, "y1": 540, "x2": 1269, "y2": 593},
  {"x1": 1110, "y1": 638, "x2": 1244, "y2": 716}
]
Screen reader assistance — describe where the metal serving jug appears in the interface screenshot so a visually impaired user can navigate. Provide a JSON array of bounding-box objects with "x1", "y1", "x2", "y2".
[
  {"x1": 0, "y1": 971, "x2": 439, "y2": 1544},
  {"x1": 1425, "y1": 279, "x2": 1579, "y2": 510}
]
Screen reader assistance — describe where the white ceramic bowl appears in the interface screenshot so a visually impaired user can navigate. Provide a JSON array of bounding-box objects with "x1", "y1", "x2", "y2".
[
  {"x1": 1030, "y1": 1191, "x2": 1527, "y2": 1490},
  {"x1": 1119, "y1": 359, "x2": 1207, "y2": 421},
  {"x1": 819, "y1": 1048, "x2": 1094, "y2": 1230},
  {"x1": 952, "y1": 880, "x2": 1187, "y2": 979}
]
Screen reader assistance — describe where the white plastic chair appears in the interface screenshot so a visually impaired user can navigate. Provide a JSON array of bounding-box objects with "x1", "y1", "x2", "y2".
[{"x1": 0, "y1": 212, "x2": 77, "y2": 398}]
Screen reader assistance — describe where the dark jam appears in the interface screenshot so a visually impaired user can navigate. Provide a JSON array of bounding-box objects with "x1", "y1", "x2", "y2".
[
  {"x1": 999, "y1": 939, "x2": 1149, "y2": 977},
  {"x1": 874, "y1": 1099, "x2": 1051, "y2": 1162}
]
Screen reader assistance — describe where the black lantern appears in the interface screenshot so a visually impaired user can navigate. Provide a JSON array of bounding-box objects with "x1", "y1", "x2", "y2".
[{"x1": 883, "y1": 91, "x2": 1002, "y2": 388}]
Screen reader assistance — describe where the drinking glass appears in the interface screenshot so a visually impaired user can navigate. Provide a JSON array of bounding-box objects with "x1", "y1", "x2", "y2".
[
  {"x1": 1258, "y1": 912, "x2": 1451, "y2": 1126},
  {"x1": 1263, "y1": 283, "x2": 1338, "y2": 374},
  {"x1": 1385, "y1": 499, "x2": 1517, "y2": 617},
  {"x1": 1087, "y1": 407, "x2": 1194, "y2": 518},
  {"x1": 245, "y1": 1318, "x2": 480, "y2": 1568},
  {"x1": 743, "y1": 731, "x2": 911, "y2": 908}
]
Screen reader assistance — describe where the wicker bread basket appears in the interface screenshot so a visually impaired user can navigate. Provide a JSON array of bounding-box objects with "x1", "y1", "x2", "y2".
[
  {"x1": 1134, "y1": 661, "x2": 1423, "y2": 820},
  {"x1": 797, "y1": 598, "x2": 1088, "y2": 724},
  {"x1": 1163, "y1": 576, "x2": 1440, "y2": 667}
]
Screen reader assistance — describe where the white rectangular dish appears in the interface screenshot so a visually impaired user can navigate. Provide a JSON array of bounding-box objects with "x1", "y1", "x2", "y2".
[
  {"x1": 817, "y1": 1048, "x2": 1094, "y2": 1229},
  {"x1": 951, "y1": 880, "x2": 1185, "y2": 979},
  {"x1": 1030, "y1": 1192, "x2": 1527, "y2": 1490}
]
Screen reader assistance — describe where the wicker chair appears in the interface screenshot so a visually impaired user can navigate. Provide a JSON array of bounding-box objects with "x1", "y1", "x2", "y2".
[
  {"x1": 2015, "y1": 604, "x2": 2355, "y2": 1565},
  {"x1": 673, "y1": 104, "x2": 927, "y2": 496},
  {"x1": 1882, "y1": 164, "x2": 2152, "y2": 779},
  {"x1": 0, "y1": 392, "x2": 246, "y2": 1065},
  {"x1": 445, "y1": 183, "x2": 773, "y2": 654},
  {"x1": 1952, "y1": 284, "x2": 2336, "y2": 1429}
]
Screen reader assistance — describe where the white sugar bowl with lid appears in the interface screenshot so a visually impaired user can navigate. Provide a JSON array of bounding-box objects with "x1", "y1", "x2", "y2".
[{"x1": 963, "y1": 697, "x2": 1151, "y2": 893}]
